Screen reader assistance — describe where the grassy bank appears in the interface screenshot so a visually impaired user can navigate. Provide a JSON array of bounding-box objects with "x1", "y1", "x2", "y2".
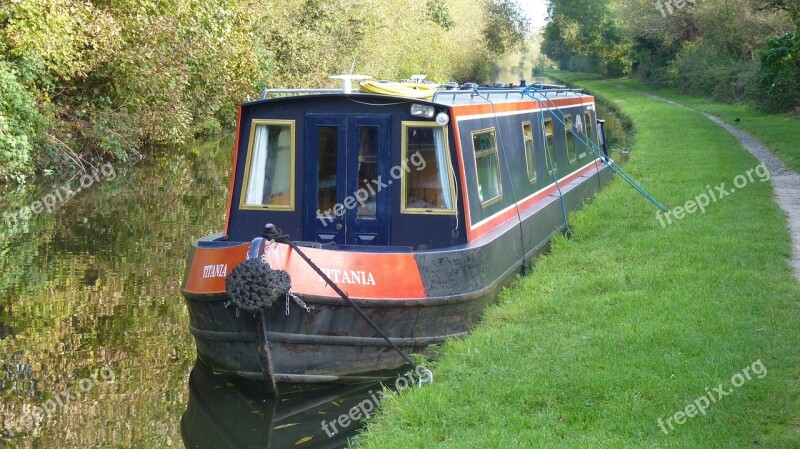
[
  {"x1": 550, "y1": 70, "x2": 800, "y2": 175},
  {"x1": 353, "y1": 79, "x2": 800, "y2": 447}
]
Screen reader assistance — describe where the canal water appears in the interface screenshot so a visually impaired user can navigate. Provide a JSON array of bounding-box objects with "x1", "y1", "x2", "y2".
[
  {"x1": 0, "y1": 95, "x2": 627, "y2": 449},
  {"x1": 0, "y1": 139, "x2": 412, "y2": 448}
]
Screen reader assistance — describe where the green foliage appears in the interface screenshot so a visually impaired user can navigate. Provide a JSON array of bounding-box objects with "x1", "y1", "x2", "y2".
[
  {"x1": 0, "y1": 0, "x2": 522, "y2": 185},
  {"x1": 0, "y1": 60, "x2": 45, "y2": 184},
  {"x1": 751, "y1": 0, "x2": 800, "y2": 22},
  {"x1": 483, "y1": 0, "x2": 531, "y2": 54},
  {"x1": 427, "y1": 0, "x2": 455, "y2": 30},
  {"x1": 669, "y1": 40, "x2": 760, "y2": 102},
  {"x1": 542, "y1": 0, "x2": 631, "y2": 76},
  {"x1": 544, "y1": 0, "x2": 798, "y2": 111},
  {"x1": 758, "y1": 31, "x2": 800, "y2": 112}
]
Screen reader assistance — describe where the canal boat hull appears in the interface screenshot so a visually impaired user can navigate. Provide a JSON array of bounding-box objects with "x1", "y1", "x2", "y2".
[{"x1": 182, "y1": 161, "x2": 611, "y2": 383}]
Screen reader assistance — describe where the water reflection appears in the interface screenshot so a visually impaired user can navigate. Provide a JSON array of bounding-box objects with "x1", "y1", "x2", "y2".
[
  {"x1": 181, "y1": 360, "x2": 380, "y2": 449},
  {"x1": 0, "y1": 138, "x2": 233, "y2": 448}
]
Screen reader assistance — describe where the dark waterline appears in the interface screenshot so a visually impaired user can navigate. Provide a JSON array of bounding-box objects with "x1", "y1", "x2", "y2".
[{"x1": 0, "y1": 86, "x2": 628, "y2": 448}]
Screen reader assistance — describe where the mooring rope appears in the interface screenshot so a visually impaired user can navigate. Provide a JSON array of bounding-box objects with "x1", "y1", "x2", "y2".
[
  {"x1": 523, "y1": 86, "x2": 669, "y2": 213},
  {"x1": 261, "y1": 224, "x2": 420, "y2": 372},
  {"x1": 534, "y1": 97, "x2": 574, "y2": 238},
  {"x1": 471, "y1": 88, "x2": 529, "y2": 262}
]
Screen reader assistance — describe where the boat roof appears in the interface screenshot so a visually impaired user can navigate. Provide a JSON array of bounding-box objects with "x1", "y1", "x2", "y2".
[
  {"x1": 431, "y1": 86, "x2": 589, "y2": 107},
  {"x1": 254, "y1": 84, "x2": 590, "y2": 108}
]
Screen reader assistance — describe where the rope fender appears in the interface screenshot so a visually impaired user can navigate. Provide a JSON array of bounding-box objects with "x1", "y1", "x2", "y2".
[{"x1": 225, "y1": 258, "x2": 291, "y2": 313}]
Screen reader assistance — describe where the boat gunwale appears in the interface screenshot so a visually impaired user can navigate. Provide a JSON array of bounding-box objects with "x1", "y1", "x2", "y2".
[{"x1": 181, "y1": 218, "x2": 564, "y2": 307}]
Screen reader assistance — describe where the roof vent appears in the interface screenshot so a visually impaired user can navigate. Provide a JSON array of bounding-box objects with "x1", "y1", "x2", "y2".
[{"x1": 330, "y1": 75, "x2": 372, "y2": 94}]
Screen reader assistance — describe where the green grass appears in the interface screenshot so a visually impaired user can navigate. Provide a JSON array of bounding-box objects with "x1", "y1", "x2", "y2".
[
  {"x1": 353, "y1": 78, "x2": 800, "y2": 448},
  {"x1": 549, "y1": 70, "x2": 800, "y2": 174}
]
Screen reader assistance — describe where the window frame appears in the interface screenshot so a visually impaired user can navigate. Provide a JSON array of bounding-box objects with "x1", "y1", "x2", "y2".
[
  {"x1": 400, "y1": 121, "x2": 457, "y2": 215},
  {"x1": 471, "y1": 127, "x2": 503, "y2": 208},
  {"x1": 543, "y1": 118, "x2": 557, "y2": 175},
  {"x1": 239, "y1": 119, "x2": 296, "y2": 211},
  {"x1": 582, "y1": 111, "x2": 594, "y2": 159},
  {"x1": 522, "y1": 121, "x2": 536, "y2": 184},
  {"x1": 564, "y1": 114, "x2": 577, "y2": 165}
]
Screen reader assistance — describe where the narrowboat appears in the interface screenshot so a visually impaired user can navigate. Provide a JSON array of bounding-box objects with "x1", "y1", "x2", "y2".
[{"x1": 180, "y1": 76, "x2": 614, "y2": 386}]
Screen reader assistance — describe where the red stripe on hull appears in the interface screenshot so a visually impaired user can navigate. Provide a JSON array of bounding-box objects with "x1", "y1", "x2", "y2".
[
  {"x1": 223, "y1": 105, "x2": 243, "y2": 238},
  {"x1": 451, "y1": 97, "x2": 594, "y2": 118},
  {"x1": 468, "y1": 160, "x2": 602, "y2": 241},
  {"x1": 183, "y1": 243, "x2": 427, "y2": 300}
]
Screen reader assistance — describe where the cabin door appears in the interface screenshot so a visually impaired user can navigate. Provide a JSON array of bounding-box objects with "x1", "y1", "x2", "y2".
[{"x1": 304, "y1": 115, "x2": 391, "y2": 246}]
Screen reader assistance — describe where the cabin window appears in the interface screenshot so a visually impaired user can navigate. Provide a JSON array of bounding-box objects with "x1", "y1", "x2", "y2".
[
  {"x1": 356, "y1": 126, "x2": 379, "y2": 219},
  {"x1": 317, "y1": 126, "x2": 338, "y2": 214},
  {"x1": 522, "y1": 121, "x2": 536, "y2": 184},
  {"x1": 565, "y1": 114, "x2": 577, "y2": 165},
  {"x1": 583, "y1": 112, "x2": 594, "y2": 158},
  {"x1": 401, "y1": 122, "x2": 456, "y2": 214},
  {"x1": 472, "y1": 129, "x2": 502, "y2": 207},
  {"x1": 241, "y1": 120, "x2": 295, "y2": 210},
  {"x1": 543, "y1": 119, "x2": 556, "y2": 174}
]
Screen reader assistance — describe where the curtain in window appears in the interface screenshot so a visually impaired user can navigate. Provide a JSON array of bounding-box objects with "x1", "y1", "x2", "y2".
[
  {"x1": 245, "y1": 125, "x2": 269, "y2": 204},
  {"x1": 433, "y1": 127, "x2": 453, "y2": 210},
  {"x1": 484, "y1": 154, "x2": 500, "y2": 198}
]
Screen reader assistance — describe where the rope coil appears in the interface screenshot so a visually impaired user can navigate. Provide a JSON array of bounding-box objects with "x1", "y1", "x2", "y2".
[{"x1": 359, "y1": 81, "x2": 436, "y2": 100}]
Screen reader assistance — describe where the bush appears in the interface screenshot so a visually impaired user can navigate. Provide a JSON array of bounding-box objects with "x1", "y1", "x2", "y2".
[
  {"x1": 0, "y1": 60, "x2": 45, "y2": 184},
  {"x1": 667, "y1": 41, "x2": 759, "y2": 103},
  {"x1": 758, "y1": 31, "x2": 800, "y2": 113}
]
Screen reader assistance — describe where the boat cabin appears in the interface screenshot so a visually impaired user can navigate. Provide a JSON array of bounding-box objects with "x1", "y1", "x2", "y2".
[{"x1": 223, "y1": 82, "x2": 602, "y2": 251}]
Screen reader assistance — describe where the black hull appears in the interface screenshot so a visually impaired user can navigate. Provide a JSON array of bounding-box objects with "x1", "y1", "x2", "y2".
[
  {"x1": 182, "y1": 165, "x2": 612, "y2": 384},
  {"x1": 186, "y1": 277, "x2": 501, "y2": 383}
]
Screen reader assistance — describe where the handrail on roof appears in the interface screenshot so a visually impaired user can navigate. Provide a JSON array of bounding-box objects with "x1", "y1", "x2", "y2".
[
  {"x1": 258, "y1": 85, "x2": 586, "y2": 102},
  {"x1": 260, "y1": 88, "x2": 342, "y2": 100},
  {"x1": 431, "y1": 86, "x2": 585, "y2": 103}
]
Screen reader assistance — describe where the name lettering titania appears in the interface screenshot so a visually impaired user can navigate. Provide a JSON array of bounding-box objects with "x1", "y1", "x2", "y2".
[{"x1": 318, "y1": 269, "x2": 376, "y2": 285}]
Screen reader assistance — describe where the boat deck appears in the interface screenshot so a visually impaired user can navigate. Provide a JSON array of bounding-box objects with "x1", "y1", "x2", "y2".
[{"x1": 257, "y1": 84, "x2": 589, "y2": 107}]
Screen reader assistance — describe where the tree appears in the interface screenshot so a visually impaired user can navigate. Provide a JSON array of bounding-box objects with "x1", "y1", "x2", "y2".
[
  {"x1": 427, "y1": 0, "x2": 455, "y2": 30},
  {"x1": 484, "y1": 0, "x2": 531, "y2": 54},
  {"x1": 751, "y1": 0, "x2": 800, "y2": 24},
  {"x1": 758, "y1": 31, "x2": 800, "y2": 111},
  {"x1": 542, "y1": 0, "x2": 631, "y2": 75}
]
